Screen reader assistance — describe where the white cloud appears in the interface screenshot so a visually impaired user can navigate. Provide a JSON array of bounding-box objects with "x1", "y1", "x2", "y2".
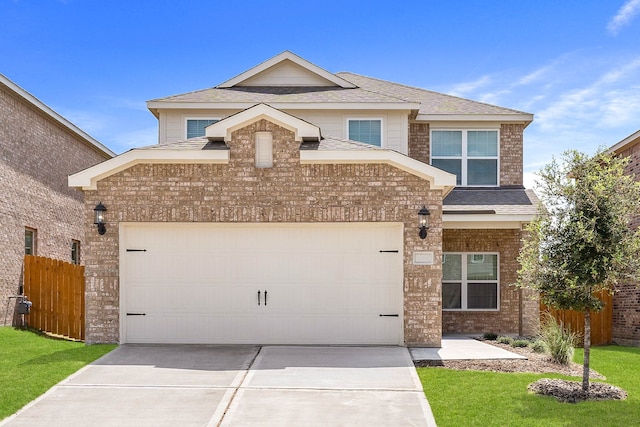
[
  {"x1": 607, "y1": 0, "x2": 640, "y2": 35},
  {"x1": 448, "y1": 75, "x2": 492, "y2": 97}
]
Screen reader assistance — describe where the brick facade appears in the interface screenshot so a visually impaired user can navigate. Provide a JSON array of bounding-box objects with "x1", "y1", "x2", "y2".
[
  {"x1": 613, "y1": 138, "x2": 640, "y2": 346},
  {"x1": 82, "y1": 119, "x2": 445, "y2": 346},
  {"x1": 500, "y1": 123, "x2": 524, "y2": 186},
  {"x1": 442, "y1": 228, "x2": 538, "y2": 336},
  {"x1": 408, "y1": 122, "x2": 429, "y2": 164},
  {"x1": 0, "y1": 80, "x2": 109, "y2": 324}
]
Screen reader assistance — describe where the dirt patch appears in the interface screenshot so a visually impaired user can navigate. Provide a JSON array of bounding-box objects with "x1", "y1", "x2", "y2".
[{"x1": 415, "y1": 340, "x2": 627, "y2": 403}]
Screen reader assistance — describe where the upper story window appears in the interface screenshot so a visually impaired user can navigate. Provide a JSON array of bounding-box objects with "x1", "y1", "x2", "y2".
[
  {"x1": 25, "y1": 228, "x2": 36, "y2": 255},
  {"x1": 431, "y1": 130, "x2": 499, "y2": 186},
  {"x1": 186, "y1": 118, "x2": 219, "y2": 139},
  {"x1": 348, "y1": 119, "x2": 382, "y2": 147}
]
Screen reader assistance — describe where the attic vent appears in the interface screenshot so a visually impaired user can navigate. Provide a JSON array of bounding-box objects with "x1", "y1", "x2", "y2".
[{"x1": 255, "y1": 132, "x2": 273, "y2": 168}]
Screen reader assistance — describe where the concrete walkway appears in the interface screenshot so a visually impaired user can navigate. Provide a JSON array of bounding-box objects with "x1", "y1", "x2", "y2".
[
  {"x1": 1, "y1": 345, "x2": 436, "y2": 427},
  {"x1": 410, "y1": 335, "x2": 527, "y2": 361}
]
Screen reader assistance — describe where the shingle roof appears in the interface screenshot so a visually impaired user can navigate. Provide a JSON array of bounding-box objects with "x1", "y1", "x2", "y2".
[
  {"x1": 336, "y1": 72, "x2": 531, "y2": 116},
  {"x1": 138, "y1": 135, "x2": 383, "y2": 152},
  {"x1": 149, "y1": 86, "x2": 411, "y2": 105},
  {"x1": 443, "y1": 188, "x2": 540, "y2": 215}
]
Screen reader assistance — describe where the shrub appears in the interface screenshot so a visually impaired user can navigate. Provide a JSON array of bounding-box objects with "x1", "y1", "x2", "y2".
[
  {"x1": 539, "y1": 312, "x2": 578, "y2": 365},
  {"x1": 483, "y1": 332, "x2": 498, "y2": 341},
  {"x1": 512, "y1": 339, "x2": 530, "y2": 348},
  {"x1": 496, "y1": 335, "x2": 514, "y2": 345},
  {"x1": 530, "y1": 339, "x2": 547, "y2": 353}
]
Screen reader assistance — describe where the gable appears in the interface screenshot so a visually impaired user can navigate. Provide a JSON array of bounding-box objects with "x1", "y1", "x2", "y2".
[
  {"x1": 218, "y1": 51, "x2": 356, "y2": 89},
  {"x1": 236, "y1": 59, "x2": 337, "y2": 87}
]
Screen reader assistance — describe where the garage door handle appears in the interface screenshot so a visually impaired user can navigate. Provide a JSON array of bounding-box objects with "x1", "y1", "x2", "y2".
[
  {"x1": 126, "y1": 313, "x2": 146, "y2": 316},
  {"x1": 379, "y1": 314, "x2": 399, "y2": 317},
  {"x1": 264, "y1": 290, "x2": 267, "y2": 306},
  {"x1": 257, "y1": 290, "x2": 261, "y2": 306},
  {"x1": 379, "y1": 250, "x2": 399, "y2": 253}
]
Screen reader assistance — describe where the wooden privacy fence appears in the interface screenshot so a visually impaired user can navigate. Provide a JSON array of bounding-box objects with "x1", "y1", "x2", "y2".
[
  {"x1": 23, "y1": 255, "x2": 85, "y2": 340},
  {"x1": 541, "y1": 290, "x2": 612, "y2": 346}
]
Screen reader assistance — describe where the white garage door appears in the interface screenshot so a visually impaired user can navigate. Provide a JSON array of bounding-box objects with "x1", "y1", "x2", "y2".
[{"x1": 120, "y1": 223, "x2": 404, "y2": 345}]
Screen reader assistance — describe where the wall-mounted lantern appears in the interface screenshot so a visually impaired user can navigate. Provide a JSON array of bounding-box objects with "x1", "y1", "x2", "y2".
[
  {"x1": 94, "y1": 202, "x2": 107, "y2": 235},
  {"x1": 418, "y1": 206, "x2": 430, "y2": 240}
]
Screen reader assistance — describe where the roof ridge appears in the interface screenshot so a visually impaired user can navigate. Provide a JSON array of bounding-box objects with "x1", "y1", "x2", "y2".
[{"x1": 336, "y1": 71, "x2": 531, "y2": 115}]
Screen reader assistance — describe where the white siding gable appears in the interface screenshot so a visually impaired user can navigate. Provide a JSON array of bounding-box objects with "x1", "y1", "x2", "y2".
[{"x1": 238, "y1": 59, "x2": 337, "y2": 87}]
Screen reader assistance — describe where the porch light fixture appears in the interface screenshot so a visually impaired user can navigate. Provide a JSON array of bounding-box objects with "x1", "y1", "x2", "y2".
[
  {"x1": 418, "y1": 206, "x2": 430, "y2": 240},
  {"x1": 94, "y1": 202, "x2": 107, "y2": 235}
]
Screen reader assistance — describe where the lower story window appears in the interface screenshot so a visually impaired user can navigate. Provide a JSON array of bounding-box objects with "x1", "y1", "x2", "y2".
[
  {"x1": 25, "y1": 228, "x2": 36, "y2": 255},
  {"x1": 71, "y1": 240, "x2": 80, "y2": 265},
  {"x1": 442, "y1": 252, "x2": 499, "y2": 310}
]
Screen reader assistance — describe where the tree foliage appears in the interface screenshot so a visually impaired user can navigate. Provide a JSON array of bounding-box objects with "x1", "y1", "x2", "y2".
[
  {"x1": 518, "y1": 150, "x2": 640, "y2": 308},
  {"x1": 517, "y1": 149, "x2": 640, "y2": 392}
]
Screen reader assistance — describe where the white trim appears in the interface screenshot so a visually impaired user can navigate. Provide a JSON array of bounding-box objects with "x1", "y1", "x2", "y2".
[
  {"x1": 430, "y1": 129, "x2": 500, "y2": 187},
  {"x1": 300, "y1": 149, "x2": 456, "y2": 194},
  {"x1": 255, "y1": 132, "x2": 273, "y2": 168},
  {"x1": 442, "y1": 252, "x2": 500, "y2": 311},
  {"x1": 205, "y1": 104, "x2": 321, "y2": 142},
  {"x1": 147, "y1": 101, "x2": 419, "y2": 112},
  {"x1": 416, "y1": 113, "x2": 533, "y2": 124},
  {"x1": 443, "y1": 214, "x2": 535, "y2": 229},
  {"x1": 608, "y1": 129, "x2": 640, "y2": 154},
  {"x1": 68, "y1": 149, "x2": 230, "y2": 190},
  {"x1": 0, "y1": 73, "x2": 115, "y2": 158},
  {"x1": 184, "y1": 117, "x2": 220, "y2": 139},
  {"x1": 346, "y1": 117, "x2": 384, "y2": 148},
  {"x1": 217, "y1": 51, "x2": 357, "y2": 89}
]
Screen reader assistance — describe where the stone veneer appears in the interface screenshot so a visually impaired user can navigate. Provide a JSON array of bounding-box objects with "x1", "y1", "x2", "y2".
[
  {"x1": 0, "y1": 81, "x2": 108, "y2": 324},
  {"x1": 613, "y1": 139, "x2": 640, "y2": 346},
  {"x1": 82, "y1": 119, "x2": 444, "y2": 345},
  {"x1": 442, "y1": 228, "x2": 539, "y2": 336}
]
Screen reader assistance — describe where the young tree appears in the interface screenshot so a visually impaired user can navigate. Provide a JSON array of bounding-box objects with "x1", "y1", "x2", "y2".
[{"x1": 517, "y1": 149, "x2": 640, "y2": 393}]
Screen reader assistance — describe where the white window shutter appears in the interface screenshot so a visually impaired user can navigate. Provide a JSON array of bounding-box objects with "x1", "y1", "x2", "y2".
[{"x1": 255, "y1": 132, "x2": 273, "y2": 168}]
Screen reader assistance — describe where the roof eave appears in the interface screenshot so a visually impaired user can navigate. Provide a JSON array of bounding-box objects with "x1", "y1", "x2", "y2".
[
  {"x1": 608, "y1": 129, "x2": 640, "y2": 154},
  {"x1": 146, "y1": 101, "x2": 421, "y2": 111},
  {"x1": 415, "y1": 113, "x2": 534, "y2": 126},
  {"x1": 443, "y1": 213, "x2": 536, "y2": 229},
  {"x1": 1, "y1": 73, "x2": 115, "y2": 158}
]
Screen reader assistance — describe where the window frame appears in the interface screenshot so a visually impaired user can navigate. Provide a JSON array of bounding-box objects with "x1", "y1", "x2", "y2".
[
  {"x1": 442, "y1": 252, "x2": 500, "y2": 311},
  {"x1": 430, "y1": 129, "x2": 500, "y2": 187},
  {"x1": 346, "y1": 118, "x2": 384, "y2": 147},
  {"x1": 25, "y1": 227, "x2": 37, "y2": 255},
  {"x1": 255, "y1": 131, "x2": 273, "y2": 168},
  {"x1": 184, "y1": 117, "x2": 221, "y2": 139},
  {"x1": 71, "y1": 240, "x2": 81, "y2": 265}
]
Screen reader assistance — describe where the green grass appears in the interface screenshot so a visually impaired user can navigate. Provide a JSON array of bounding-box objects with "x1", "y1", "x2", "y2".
[
  {"x1": 417, "y1": 345, "x2": 640, "y2": 427},
  {"x1": 0, "y1": 327, "x2": 116, "y2": 420}
]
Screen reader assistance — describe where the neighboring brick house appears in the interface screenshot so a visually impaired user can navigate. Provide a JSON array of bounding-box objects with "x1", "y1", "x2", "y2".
[
  {"x1": 609, "y1": 129, "x2": 640, "y2": 346},
  {"x1": 70, "y1": 52, "x2": 539, "y2": 346},
  {"x1": 0, "y1": 73, "x2": 114, "y2": 325}
]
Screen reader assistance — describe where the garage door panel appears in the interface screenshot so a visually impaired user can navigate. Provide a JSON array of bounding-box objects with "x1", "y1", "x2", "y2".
[{"x1": 121, "y1": 223, "x2": 403, "y2": 345}]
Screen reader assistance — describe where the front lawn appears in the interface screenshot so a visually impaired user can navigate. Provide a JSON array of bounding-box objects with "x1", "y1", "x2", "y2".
[
  {"x1": 417, "y1": 345, "x2": 640, "y2": 427},
  {"x1": 0, "y1": 327, "x2": 116, "y2": 420}
]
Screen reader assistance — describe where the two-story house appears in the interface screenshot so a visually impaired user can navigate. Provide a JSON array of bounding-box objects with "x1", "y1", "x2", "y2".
[
  {"x1": 1, "y1": 73, "x2": 114, "y2": 325},
  {"x1": 609, "y1": 129, "x2": 640, "y2": 347},
  {"x1": 70, "y1": 52, "x2": 538, "y2": 346}
]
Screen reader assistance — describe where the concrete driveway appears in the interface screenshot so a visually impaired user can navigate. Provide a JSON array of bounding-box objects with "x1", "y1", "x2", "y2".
[{"x1": 1, "y1": 345, "x2": 436, "y2": 427}]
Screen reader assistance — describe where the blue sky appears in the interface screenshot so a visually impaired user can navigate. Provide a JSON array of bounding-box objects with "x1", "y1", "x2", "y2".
[{"x1": 2, "y1": 0, "x2": 640, "y2": 188}]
